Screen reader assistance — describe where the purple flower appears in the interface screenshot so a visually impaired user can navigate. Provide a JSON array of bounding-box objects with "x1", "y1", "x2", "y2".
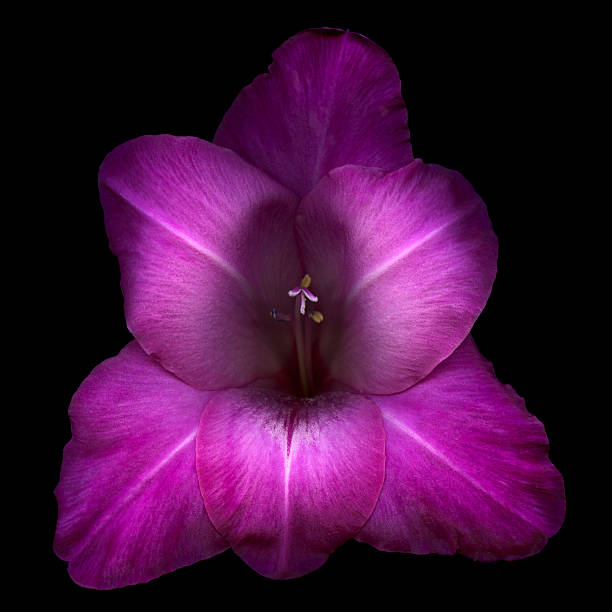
[{"x1": 54, "y1": 28, "x2": 565, "y2": 587}]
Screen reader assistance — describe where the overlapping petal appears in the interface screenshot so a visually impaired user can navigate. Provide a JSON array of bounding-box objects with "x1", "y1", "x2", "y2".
[
  {"x1": 99, "y1": 135, "x2": 302, "y2": 390},
  {"x1": 296, "y1": 161, "x2": 498, "y2": 394},
  {"x1": 54, "y1": 342, "x2": 227, "y2": 589},
  {"x1": 195, "y1": 387, "x2": 386, "y2": 578},
  {"x1": 357, "y1": 336, "x2": 565, "y2": 559},
  {"x1": 56, "y1": 26, "x2": 565, "y2": 589},
  {"x1": 215, "y1": 28, "x2": 413, "y2": 197}
]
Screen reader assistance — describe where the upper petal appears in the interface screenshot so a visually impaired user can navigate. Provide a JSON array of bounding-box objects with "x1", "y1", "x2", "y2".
[
  {"x1": 357, "y1": 336, "x2": 565, "y2": 559},
  {"x1": 99, "y1": 135, "x2": 301, "y2": 390},
  {"x1": 54, "y1": 342, "x2": 227, "y2": 589},
  {"x1": 196, "y1": 387, "x2": 385, "y2": 579},
  {"x1": 214, "y1": 28, "x2": 413, "y2": 197},
  {"x1": 296, "y1": 161, "x2": 497, "y2": 394}
]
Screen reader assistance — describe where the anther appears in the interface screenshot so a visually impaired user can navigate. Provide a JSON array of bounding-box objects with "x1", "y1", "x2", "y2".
[
  {"x1": 309, "y1": 311, "x2": 324, "y2": 323},
  {"x1": 270, "y1": 308, "x2": 292, "y2": 323}
]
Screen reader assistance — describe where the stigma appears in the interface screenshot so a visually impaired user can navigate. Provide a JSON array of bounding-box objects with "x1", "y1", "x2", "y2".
[{"x1": 288, "y1": 274, "x2": 319, "y2": 315}]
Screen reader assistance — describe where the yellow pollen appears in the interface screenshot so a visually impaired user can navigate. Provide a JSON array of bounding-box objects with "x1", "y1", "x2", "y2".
[
  {"x1": 309, "y1": 311, "x2": 324, "y2": 323},
  {"x1": 300, "y1": 274, "x2": 312, "y2": 289}
]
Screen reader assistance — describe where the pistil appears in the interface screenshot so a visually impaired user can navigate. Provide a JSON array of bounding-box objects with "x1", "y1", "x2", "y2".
[
  {"x1": 293, "y1": 295, "x2": 309, "y2": 396},
  {"x1": 272, "y1": 274, "x2": 323, "y2": 397}
]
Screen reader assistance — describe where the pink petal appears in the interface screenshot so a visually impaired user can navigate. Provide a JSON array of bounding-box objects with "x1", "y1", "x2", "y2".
[
  {"x1": 357, "y1": 336, "x2": 565, "y2": 559},
  {"x1": 214, "y1": 28, "x2": 413, "y2": 197},
  {"x1": 296, "y1": 161, "x2": 497, "y2": 394},
  {"x1": 196, "y1": 387, "x2": 385, "y2": 579},
  {"x1": 54, "y1": 342, "x2": 227, "y2": 589},
  {"x1": 99, "y1": 135, "x2": 301, "y2": 390}
]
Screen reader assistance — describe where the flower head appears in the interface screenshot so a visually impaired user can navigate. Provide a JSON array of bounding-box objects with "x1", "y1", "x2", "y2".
[{"x1": 54, "y1": 28, "x2": 565, "y2": 587}]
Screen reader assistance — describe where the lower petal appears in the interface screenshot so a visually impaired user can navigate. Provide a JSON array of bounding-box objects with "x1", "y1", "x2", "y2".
[
  {"x1": 54, "y1": 342, "x2": 227, "y2": 589},
  {"x1": 358, "y1": 336, "x2": 565, "y2": 560},
  {"x1": 196, "y1": 388, "x2": 385, "y2": 578}
]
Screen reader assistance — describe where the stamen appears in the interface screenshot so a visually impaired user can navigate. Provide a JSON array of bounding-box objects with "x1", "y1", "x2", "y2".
[
  {"x1": 272, "y1": 275, "x2": 324, "y2": 397},
  {"x1": 304, "y1": 310, "x2": 314, "y2": 392},
  {"x1": 309, "y1": 311, "x2": 324, "y2": 323},
  {"x1": 282, "y1": 274, "x2": 324, "y2": 396},
  {"x1": 269, "y1": 308, "x2": 292, "y2": 323}
]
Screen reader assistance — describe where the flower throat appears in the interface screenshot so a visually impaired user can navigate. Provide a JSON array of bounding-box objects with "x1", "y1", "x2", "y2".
[{"x1": 270, "y1": 274, "x2": 323, "y2": 397}]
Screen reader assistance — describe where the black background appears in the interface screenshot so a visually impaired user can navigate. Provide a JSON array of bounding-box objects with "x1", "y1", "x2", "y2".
[{"x1": 36, "y1": 6, "x2": 578, "y2": 607}]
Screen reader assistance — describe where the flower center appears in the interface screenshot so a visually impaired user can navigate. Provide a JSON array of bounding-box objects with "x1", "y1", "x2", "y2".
[{"x1": 270, "y1": 274, "x2": 324, "y2": 397}]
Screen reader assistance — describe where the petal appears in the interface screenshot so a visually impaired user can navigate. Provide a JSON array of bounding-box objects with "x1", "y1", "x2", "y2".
[
  {"x1": 99, "y1": 135, "x2": 301, "y2": 390},
  {"x1": 214, "y1": 28, "x2": 413, "y2": 197},
  {"x1": 196, "y1": 388, "x2": 386, "y2": 579},
  {"x1": 296, "y1": 161, "x2": 497, "y2": 394},
  {"x1": 357, "y1": 337, "x2": 565, "y2": 559},
  {"x1": 54, "y1": 342, "x2": 227, "y2": 589}
]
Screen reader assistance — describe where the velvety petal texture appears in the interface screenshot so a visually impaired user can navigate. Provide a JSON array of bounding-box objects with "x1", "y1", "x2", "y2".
[
  {"x1": 99, "y1": 135, "x2": 301, "y2": 390},
  {"x1": 215, "y1": 28, "x2": 413, "y2": 197},
  {"x1": 57, "y1": 27, "x2": 565, "y2": 589},
  {"x1": 296, "y1": 161, "x2": 497, "y2": 394},
  {"x1": 196, "y1": 388, "x2": 386, "y2": 578},
  {"x1": 54, "y1": 342, "x2": 227, "y2": 588},
  {"x1": 357, "y1": 337, "x2": 565, "y2": 559}
]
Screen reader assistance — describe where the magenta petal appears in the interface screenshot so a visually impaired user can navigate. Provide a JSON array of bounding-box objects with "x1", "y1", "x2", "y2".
[
  {"x1": 296, "y1": 161, "x2": 497, "y2": 394},
  {"x1": 357, "y1": 337, "x2": 565, "y2": 559},
  {"x1": 214, "y1": 28, "x2": 413, "y2": 197},
  {"x1": 196, "y1": 388, "x2": 385, "y2": 579},
  {"x1": 54, "y1": 342, "x2": 227, "y2": 589},
  {"x1": 99, "y1": 135, "x2": 301, "y2": 390}
]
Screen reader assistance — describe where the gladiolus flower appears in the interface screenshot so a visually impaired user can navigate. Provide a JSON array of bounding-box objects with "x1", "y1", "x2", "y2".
[{"x1": 54, "y1": 28, "x2": 565, "y2": 588}]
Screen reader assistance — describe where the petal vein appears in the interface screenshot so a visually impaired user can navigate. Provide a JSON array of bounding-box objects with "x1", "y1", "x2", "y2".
[{"x1": 382, "y1": 412, "x2": 542, "y2": 531}]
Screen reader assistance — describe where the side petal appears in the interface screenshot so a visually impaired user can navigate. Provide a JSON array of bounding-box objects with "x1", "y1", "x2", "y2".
[
  {"x1": 357, "y1": 336, "x2": 565, "y2": 560},
  {"x1": 99, "y1": 135, "x2": 301, "y2": 390},
  {"x1": 54, "y1": 342, "x2": 228, "y2": 589},
  {"x1": 214, "y1": 28, "x2": 413, "y2": 197},
  {"x1": 196, "y1": 388, "x2": 385, "y2": 579},
  {"x1": 296, "y1": 161, "x2": 497, "y2": 394}
]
